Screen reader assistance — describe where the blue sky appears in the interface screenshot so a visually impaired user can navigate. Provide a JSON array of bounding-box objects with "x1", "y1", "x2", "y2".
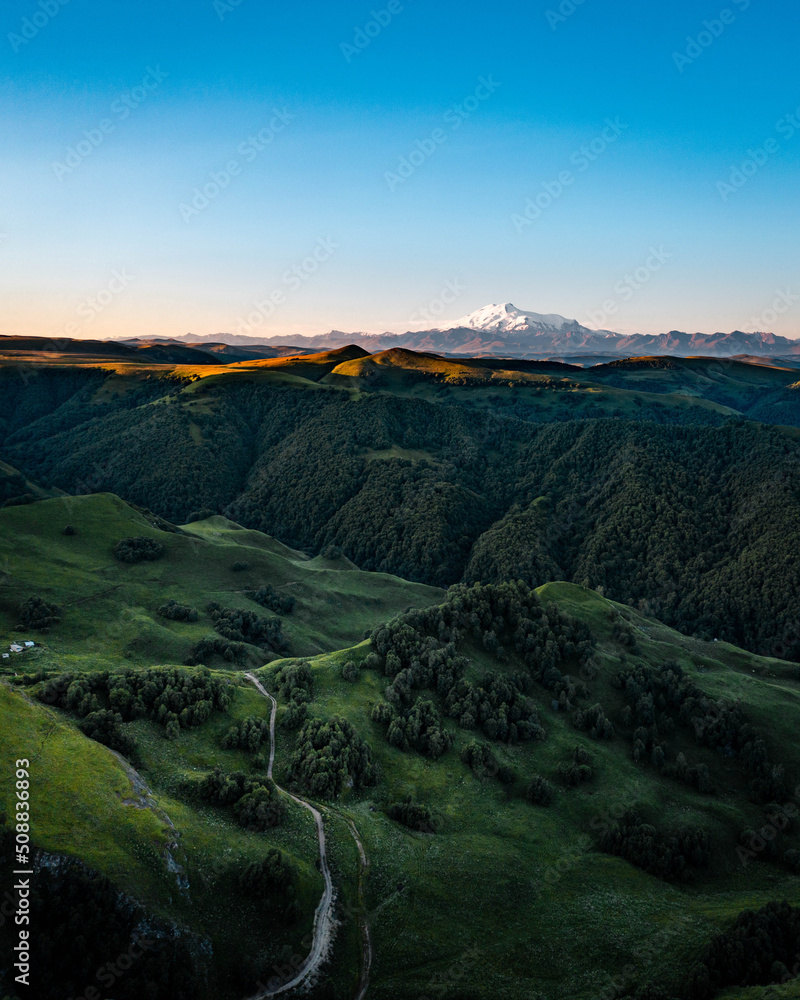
[{"x1": 2, "y1": 0, "x2": 799, "y2": 340}]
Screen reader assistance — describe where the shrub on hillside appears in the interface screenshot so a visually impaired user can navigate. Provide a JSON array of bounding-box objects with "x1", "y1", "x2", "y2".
[
  {"x1": 272, "y1": 661, "x2": 314, "y2": 703},
  {"x1": 371, "y1": 702, "x2": 394, "y2": 725},
  {"x1": 600, "y1": 811, "x2": 711, "y2": 881},
  {"x1": 186, "y1": 635, "x2": 248, "y2": 666},
  {"x1": 199, "y1": 768, "x2": 285, "y2": 831},
  {"x1": 248, "y1": 583, "x2": 295, "y2": 615},
  {"x1": 526, "y1": 775, "x2": 554, "y2": 806},
  {"x1": 558, "y1": 761, "x2": 594, "y2": 786},
  {"x1": 18, "y1": 595, "x2": 62, "y2": 630},
  {"x1": 784, "y1": 849, "x2": 800, "y2": 873},
  {"x1": 341, "y1": 660, "x2": 359, "y2": 682},
  {"x1": 460, "y1": 740, "x2": 498, "y2": 778},
  {"x1": 158, "y1": 599, "x2": 198, "y2": 622},
  {"x1": 282, "y1": 702, "x2": 308, "y2": 730},
  {"x1": 387, "y1": 796, "x2": 437, "y2": 833},
  {"x1": 187, "y1": 509, "x2": 215, "y2": 522},
  {"x1": 113, "y1": 536, "x2": 165, "y2": 563}
]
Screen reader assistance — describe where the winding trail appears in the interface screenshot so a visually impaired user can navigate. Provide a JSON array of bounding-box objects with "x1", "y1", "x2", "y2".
[
  {"x1": 347, "y1": 818, "x2": 373, "y2": 1000},
  {"x1": 244, "y1": 672, "x2": 373, "y2": 999},
  {"x1": 245, "y1": 673, "x2": 336, "y2": 998}
]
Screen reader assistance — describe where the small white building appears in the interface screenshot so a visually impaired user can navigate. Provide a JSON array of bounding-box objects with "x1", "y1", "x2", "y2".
[
  {"x1": 9, "y1": 644, "x2": 23, "y2": 653},
  {"x1": 2, "y1": 653, "x2": 9, "y2": 659},
  {"x1": 23, "y1": 641, "x2": 34, "y2": 648}
]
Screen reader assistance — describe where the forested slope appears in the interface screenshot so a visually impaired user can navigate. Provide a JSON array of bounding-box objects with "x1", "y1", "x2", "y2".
[{"x1": 2, "y1": 365, "x2": 799, "y2": 662}]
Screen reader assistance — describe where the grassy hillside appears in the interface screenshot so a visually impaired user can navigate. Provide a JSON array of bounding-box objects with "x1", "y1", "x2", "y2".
[
  {"x1": 247, "y1": 582, "x2": 800, "y2": 1000},
  {"x1": 0, "y1": 672, "x2": 346, "y2": 997},
  {"x1": 0, "y1": 493, "x2": 443, "y2": 674},
  {"x1": 4, "y1": 570, "x2": 799, "y2": 998}
]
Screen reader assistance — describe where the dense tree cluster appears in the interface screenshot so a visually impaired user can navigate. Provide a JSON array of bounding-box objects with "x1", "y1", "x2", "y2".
[
  {"x1": 289, "y1": 716, "x2": 377, "y2": 799},
  {"x1": 113, "y1": 535, "x2": 165, "y2": 563},
  {"x1": 269, "y1": 660, "x2": 314, "y2": 728},
  {"x1": 573, "y1": 703, "x2": 615, "y2": 740},
  {"x1": 368, "y1": 582, "x2": 593, "y2": 756},
  {"x1": 79, "y1": 708, "x2": 135, "y2": 755},
  {"x1": 17, "y1": 595, "x2": 62, "y2": 630},
  {"x1": 687, "y1": 902, "x2": 800, "y2": 999},
  {"x1": 158, "y1": 598, "x2": 199, "y2": 622},
  {"x1": 222, "y1": 716, "x2": 270, "y2": 752},
  {"x1": 199, "y1": 767, "x2": 285, "y2": 832},
  {"x1": 387, "y1": 796, "x2": 437, "y2": 833},
  {"x1": 207, "y1": 602, "x2": 287, "y2": 654},
  {"x1": 613, "y1": 660, "x2": 786, "y2": 802},
  {"x1": 382, "y1": 699, "x2": 453, "y2": 759},
  {"x1": 600, "y1": 811, "x2": 712, "y2": 881},
  {"x1": 40, "y1": 666, "x2": 232, "y2": 741},
  {"x1": 185, "y1": 635, "x2": 249, "y2": 666},
  {"x1": 248, "y1": 583, "x2": 296, "y2": 615}
]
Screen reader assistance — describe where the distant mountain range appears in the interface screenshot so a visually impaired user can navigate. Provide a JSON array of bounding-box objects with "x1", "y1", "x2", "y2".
[{"x1": 145, "y1": 303, "x2": 800, "y2": 360}]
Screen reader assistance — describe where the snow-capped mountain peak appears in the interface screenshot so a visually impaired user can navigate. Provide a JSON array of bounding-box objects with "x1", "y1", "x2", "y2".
[{"x1": 448, "y1": 302, "x2": 581, "y2": 334}]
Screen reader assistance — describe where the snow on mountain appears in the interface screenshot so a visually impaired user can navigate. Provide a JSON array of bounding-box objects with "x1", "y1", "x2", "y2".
[{"x1": 448, "y1": 302, "x2": 590, "y2": 334}]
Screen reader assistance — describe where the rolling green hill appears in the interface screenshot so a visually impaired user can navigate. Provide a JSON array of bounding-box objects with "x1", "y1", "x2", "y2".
[
  {"x1": 0, "y1": 493, "x2": 443, "y2": 673},
  {"x1": 2, "y1": 558, "x2": 800, "y2": 999}
]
